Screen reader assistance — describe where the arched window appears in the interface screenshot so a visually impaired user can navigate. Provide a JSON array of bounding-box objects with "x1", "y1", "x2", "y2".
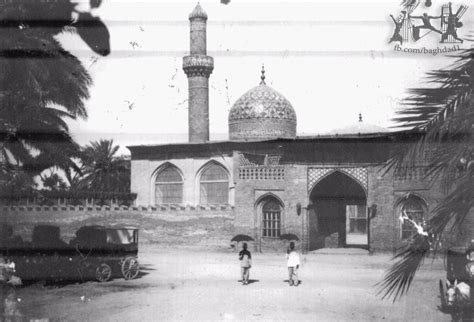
[
  {"x1": 199, "y1": 163, "x2": 229, "y2": 205},
  {"x1": 155, "y1": 166, "x2": 183, "y2": 205},
  {"x1": 400, "y1": 195, "x2": 427, "y2": 240},
  {"x1": 262, "y1": 199, "x2": 282, "y2": 238}
]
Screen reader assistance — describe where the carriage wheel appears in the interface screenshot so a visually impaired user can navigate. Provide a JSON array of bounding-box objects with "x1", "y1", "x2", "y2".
[
  {"x1": 95, "y1": 263, "x2": 112, "y2": 282},
  {"x1": 121, "y1": 256, "x2": 140, "y2": 280},
  {"x1": 439, "y1": 279, "x2": 448, "y2": 310}
]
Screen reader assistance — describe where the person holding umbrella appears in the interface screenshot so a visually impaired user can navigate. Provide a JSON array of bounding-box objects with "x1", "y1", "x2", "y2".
[
  {"x1": 286, "y1": 241, "x2": 300, "y2": 286},
  {"x1": 239, "y1": 243, "x2": 252, "y2": 285}
]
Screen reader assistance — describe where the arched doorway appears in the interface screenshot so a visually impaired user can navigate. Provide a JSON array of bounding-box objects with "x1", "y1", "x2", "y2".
[{"x1": 308, "y1": 171, "x2": 367, "y2": 250}]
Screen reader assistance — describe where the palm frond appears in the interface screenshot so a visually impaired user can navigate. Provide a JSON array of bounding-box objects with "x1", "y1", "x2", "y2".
[
  {"x1": 379, "y1": 171, "x2": 474, "y2": 301},
  {"x1": 77, "y1": 139, "x2": 129, "y2": 193},
  {"x1": 394, "y1": 48, "x2": 473, "y2": 130},
  {"x1": 377, "y1": 234, "x2": 431, "y2": 302},
  {"x1": 385, "y1": 47, "x2": 473, "y2": 180},
  {"x1": 400, "y1": 0, "x2": 418, "y2": 8},
  {"x1": 379, "y1": 43, "x2": 473, "y2": 301},
  {"x1": 0, "y1": 0, "x2": 110, "y2": 178},
  {"x1": 73, "y1": 12, "x2": 110, "y2": 56},
  {"x1": 429, "y1": 172, "x2": 474, "y2": 234}
]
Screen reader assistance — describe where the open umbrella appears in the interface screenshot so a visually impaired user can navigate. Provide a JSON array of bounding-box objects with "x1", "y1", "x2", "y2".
[
  {"x1": 231, "y1": 234, "x2": 254, "y2": 242},
  {"x1": 279, "y1": 233, "x2": 300, "y2": 241}
]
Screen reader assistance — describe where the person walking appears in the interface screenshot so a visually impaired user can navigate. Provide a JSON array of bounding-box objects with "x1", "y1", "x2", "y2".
[
  {"x1": 239, "y1": 243, "x2": 252, "y2": 285},
  {"x1": 286, "y1": 241, "x2": 300, "y2": 286}
]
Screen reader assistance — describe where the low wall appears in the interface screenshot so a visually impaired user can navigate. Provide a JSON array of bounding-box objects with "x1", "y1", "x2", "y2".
[{"x1": 2, "y1": 205, "x2": 235, "y2": 250}]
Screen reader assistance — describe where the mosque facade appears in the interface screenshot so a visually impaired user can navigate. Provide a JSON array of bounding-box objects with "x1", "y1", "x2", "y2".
[{"x1": 128, "y1": 4, "x2": 470, "y2": 252}]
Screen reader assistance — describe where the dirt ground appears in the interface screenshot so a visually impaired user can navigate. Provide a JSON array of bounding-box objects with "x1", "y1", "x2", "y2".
[{"x1": 2, "y1": 245, "x2": 451, "y2": 321}]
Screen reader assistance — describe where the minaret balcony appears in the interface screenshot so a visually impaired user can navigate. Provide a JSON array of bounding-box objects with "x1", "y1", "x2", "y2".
[{"x1": 183, "y1": 55, "x2": 214, "y2": 77}]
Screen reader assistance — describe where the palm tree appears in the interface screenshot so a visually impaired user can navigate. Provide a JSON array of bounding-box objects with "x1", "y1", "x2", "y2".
[
  {"x1": 378, "y1": 44, "x2": 473, "y2": 301},
  {"x1": 41, "y1": 172, "x2": 68, "y2": 192},
  {"x1": 0, "y1": 0, "x2": 110, "y2": 178},
  {"x1": 78, "y1": 139, "x2": 130, "y2": 194}
]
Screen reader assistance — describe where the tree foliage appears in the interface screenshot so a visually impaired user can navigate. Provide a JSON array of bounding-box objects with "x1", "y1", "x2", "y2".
[
  {"x1": 378, "y1": 44, "x2": 473, "y2": 301},
  {"x1": 0, "y1": 0, "x2": 110, "y2": 179},
  {"x1": 0, "y1": 166, "x2": 36, "y2": 196},
  {"x1": 41, "y1": 172, "x2": 68, "y2": 191},
  {"x1": 78, "y1": 139, "x2": 130, "y2": 193}
]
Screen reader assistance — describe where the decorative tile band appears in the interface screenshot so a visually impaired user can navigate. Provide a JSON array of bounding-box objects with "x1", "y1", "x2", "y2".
[{"x1": 308, "y1": 167, "x2": 368, "y2": 192}]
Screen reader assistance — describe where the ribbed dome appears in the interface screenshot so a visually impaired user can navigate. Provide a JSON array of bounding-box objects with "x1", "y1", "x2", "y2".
[{"x1": 228, "y1": 67, "x2": 297, "y2": 141}]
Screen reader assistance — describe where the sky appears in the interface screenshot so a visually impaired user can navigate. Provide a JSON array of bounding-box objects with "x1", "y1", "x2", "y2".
[{"x1": 59, "y1": 0, "x2": 474, "y2": 155}]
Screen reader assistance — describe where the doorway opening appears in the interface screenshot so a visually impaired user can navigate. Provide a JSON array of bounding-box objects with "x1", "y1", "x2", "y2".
[{"x1": 308, "y1": 171, "x2": 368, "y2": 250}]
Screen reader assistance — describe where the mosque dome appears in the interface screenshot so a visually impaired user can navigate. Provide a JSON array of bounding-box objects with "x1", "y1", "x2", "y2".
[
  {"x1": 229, "y1": 67, "x2": 297, "y2": 141},
  {"x1": 328, "y1": 114, "x2": 388, "y2": 135}
]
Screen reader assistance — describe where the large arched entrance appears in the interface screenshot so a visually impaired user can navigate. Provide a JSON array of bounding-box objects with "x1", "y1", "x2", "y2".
[{"x1": 308, "y1": 171, "x2": 367, "y2": 250}]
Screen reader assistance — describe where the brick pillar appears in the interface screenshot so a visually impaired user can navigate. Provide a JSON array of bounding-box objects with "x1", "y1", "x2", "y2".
[{"x1": 183, "y1": 4, "x2": 214, "y2": 143}]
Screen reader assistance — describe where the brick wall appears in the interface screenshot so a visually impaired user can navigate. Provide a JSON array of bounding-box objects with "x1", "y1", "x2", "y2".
[
  {"x1": 1, "y1": 206, "x2": 235, "y2": 250},
  {"x1": 368, "y1": 164, "x2": 474, "y2": 252},
  {"x1": 367, "y1": 165, "x2": 445, "y2": 252},
  {"x1": 233, "y1": 159, "x2": 307, "y2": 252},
  {"x1": 367, "y1": 166, "x2": 397, "y2": 252},
  {"x1": 131, "y1": 156, "x2": 234, "y2": 207}
]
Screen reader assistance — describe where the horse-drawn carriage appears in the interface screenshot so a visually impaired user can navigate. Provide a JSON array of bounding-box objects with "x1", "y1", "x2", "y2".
[
  {"x1": 1, "y1": 225, "x2": 140, "y2": 283},
  {"x1": 69, "y1": 225, "x2": 141, "y2": 282},
  {"x1": 439, "y1": 246, "x2": 474, "y2": 318}
]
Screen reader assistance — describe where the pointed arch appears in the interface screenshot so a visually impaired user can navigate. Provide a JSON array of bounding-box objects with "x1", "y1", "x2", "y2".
[
  {"x1": 308, "y1": 167, "x2": 368, "y2": 194},
  {"x1": 394, "y1": 193, "x2": 428, "y2": 240},
  {"x1": 254, "y1": 192, "x2": 285, "y2": 209},
  {"x1": 393, "y1": 192, "x2": 429, "y2": 209},
  {"x1": 197, "y1": 160, "x2": 230, "y2": 205},
  {"x1": 151, "y1": 162, "x2": 183, "y2": 182},
  {"x1": 309, "y1": 170, "x2": 367, "y2": 200},
  {"x1": 152, "y1": 162, "x2": 184, "y2": 205}
]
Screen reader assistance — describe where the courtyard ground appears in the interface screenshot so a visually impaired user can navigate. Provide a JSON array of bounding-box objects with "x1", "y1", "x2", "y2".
[{"x1": 2, "y1": 246, "x2": 451, "y2": 321}]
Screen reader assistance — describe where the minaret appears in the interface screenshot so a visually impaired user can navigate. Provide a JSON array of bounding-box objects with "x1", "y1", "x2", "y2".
[{"x1": 183, "y1": 3, "x2": 214, "y2": 143}]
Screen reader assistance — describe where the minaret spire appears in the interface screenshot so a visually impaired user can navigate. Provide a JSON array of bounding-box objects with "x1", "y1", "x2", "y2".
[{"x1": 183, "y1": 3, "x2": 214, "y2": 143}]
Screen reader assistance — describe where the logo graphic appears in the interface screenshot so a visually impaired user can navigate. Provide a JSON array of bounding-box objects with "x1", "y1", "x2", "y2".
[{"x1": 389, "y1": 1, "x2": 468, "y2": 45}]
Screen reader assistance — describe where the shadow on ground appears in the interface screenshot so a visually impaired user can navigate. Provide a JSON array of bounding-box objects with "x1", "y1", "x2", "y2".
[
  {"x1": 13, "y1": 264, "x2": 151, "y2": 288},
  {"x1": 237, "y1": 279, "x2": 259, "y2": 284},
  {"x1": 283, "y1": 280, "x2": 303, "y2": 285}
]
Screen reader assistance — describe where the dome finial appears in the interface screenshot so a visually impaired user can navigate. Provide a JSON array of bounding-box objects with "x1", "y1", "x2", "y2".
[
  {"x1": 260, "y1": 64, "x2": 266, "y2": 85},
  {"x1": 359, "y1": 113, "x2": 363, "y2": 122}
]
